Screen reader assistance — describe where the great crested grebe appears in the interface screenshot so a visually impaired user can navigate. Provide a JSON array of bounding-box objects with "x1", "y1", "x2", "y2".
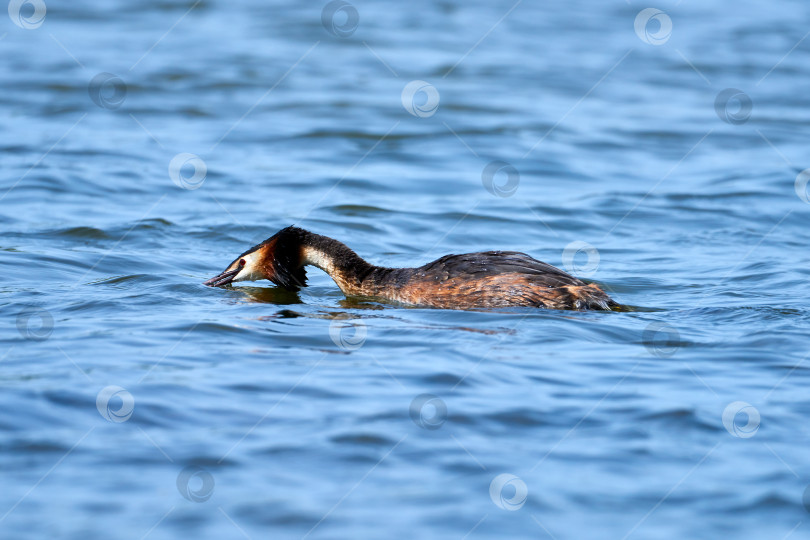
[{"x1": 204, "y1": 226, "x2": 621, "y2": 311}]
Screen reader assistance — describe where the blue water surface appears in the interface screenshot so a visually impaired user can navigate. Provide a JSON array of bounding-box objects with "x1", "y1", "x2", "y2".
[{"x1": 2, "y1": 0, "x2": 810, "y2": 538}]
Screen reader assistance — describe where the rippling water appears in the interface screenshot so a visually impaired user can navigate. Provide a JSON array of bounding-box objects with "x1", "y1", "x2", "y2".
[{"x1": 2, "y1": 0, "x2": 810, "y2": 538}]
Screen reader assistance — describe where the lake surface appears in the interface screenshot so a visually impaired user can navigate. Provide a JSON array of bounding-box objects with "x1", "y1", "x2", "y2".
[{"x1": 2, "y1": 0, "x2": 810, "y2": 538}]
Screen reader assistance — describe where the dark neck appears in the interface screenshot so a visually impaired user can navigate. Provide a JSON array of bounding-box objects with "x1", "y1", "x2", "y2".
[{"x1": 273, "y1": 227, "x2": 380, "y2": 294}]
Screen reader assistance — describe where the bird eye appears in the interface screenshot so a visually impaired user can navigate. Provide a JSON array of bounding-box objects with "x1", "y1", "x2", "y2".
[{"x1": 239, "y1": 259, "x2": 246, "y2": 266}]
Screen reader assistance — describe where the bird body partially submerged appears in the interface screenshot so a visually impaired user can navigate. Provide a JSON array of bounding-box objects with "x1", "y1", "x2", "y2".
[{"x1": 204, "y1": 226, "x2": 620, "y2": 311}]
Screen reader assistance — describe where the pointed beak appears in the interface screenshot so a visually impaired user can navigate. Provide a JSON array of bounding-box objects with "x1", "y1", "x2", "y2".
[{"x1": 203, "y1": 268, "x2": 240, "y2": 287}]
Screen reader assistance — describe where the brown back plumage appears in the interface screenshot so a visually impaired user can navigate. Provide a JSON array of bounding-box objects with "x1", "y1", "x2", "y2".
[{"x1": 393, "y1": 251, "x2": 617, "y2": 310}]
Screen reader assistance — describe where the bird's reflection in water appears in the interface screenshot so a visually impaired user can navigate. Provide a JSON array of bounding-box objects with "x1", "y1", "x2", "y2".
[
  {"x1": 228, "y1": 286, "x2": 385, "y2": 322},
  {"x1": 229, "y1": 285, "x2": 304, "y2": 305},
  {"x1": 227, "y1": 286, "x2": 530, "y2": 335},
  {"x1": 233, "y1": 285, "x2": 388, "y2": 311}
]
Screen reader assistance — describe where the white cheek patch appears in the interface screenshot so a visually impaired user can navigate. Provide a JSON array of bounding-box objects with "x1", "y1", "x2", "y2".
[{"x1": 232, "y1": 251, "x2": 265, "y2": 283}]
